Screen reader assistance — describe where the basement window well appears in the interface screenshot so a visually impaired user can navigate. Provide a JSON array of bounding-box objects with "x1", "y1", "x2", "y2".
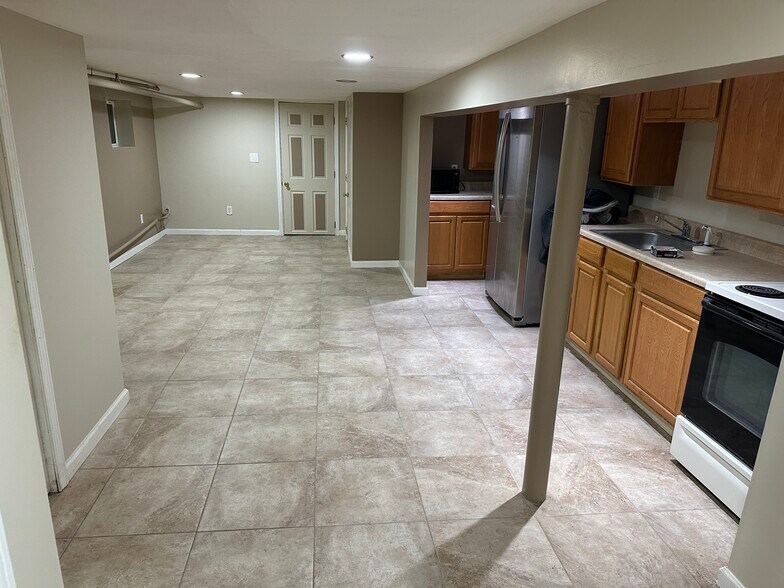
[{"x1": 106, "y1": 99, "x2": 135, "y2": 148}]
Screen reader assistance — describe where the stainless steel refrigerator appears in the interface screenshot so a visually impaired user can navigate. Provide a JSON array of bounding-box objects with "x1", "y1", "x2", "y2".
[{"x1": 485, "y1": 104, "x2": 566, "y2": 326}]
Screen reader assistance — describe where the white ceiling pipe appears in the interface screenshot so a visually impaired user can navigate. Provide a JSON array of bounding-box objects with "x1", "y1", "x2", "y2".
[{"x1": 87, "y1": 75, "x2": 203, "y2": 110}]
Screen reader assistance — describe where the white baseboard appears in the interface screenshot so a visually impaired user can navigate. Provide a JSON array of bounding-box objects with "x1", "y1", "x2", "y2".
[
  {"x1": 717, "y1": 567, "x2": 744, "y2": 588},
  {"x1": 399, "y1": 263, "x2": 429, "y2": 296},
  {"x1": 350, "y1": 259, "x2": 400, "y2": 269},
  {"x1": 109, "y1": 229, "x2": 166, "y2": 269},
  {"x1": 165, "y1": 228, "x2": 282, "y2": 236},
  {"x1": 63, "y1": 388, "x2": 128, "y2": 481}
]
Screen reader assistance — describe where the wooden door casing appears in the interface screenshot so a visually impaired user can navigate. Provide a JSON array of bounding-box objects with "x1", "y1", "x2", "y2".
[
  {"x1": 454, "y1": 215, "x2": 489, "y2": 271},
  {"x1": 622, "y1": 291, "x2": 699, "y2": 424},
  {"x1": 567, "y1": 259, "x2": 602, "y2": 353},
  {"x1": 708, "y1": 73, "x2": 784, "y2": 213}
]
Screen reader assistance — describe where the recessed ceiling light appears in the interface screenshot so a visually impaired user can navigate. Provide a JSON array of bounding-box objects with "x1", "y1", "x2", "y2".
[
  {"x1": 341, "y1": 52, "x2": 373, "y2": 63},
  {"x1": 336, "y1": 79, "x2": 358, "y2": 83},
  {"x1": 230, "y1": 90, "x2": 244, "y2": 96},
  {"x1": 179, "y1": 72, "x2": 201, "y2": 79}
]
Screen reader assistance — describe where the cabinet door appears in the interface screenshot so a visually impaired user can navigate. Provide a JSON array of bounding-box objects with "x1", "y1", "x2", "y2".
[
  {"x1": 567, "y1": 259, "x2": 602, "y2": 353},
  {"x1": 601, "y1": 95, "x2": 642, "y2": 183},
  {"x1": 708, "y1": 73, "x2": 784, "y2": 212},
  {"x1": 428, "y1": 216, "x2": 456, "y2": 271},
  {"x1": 592, "y1": 273, "x2": 634, "y2": 378},
  {"x1": 642, "y1": 89, "x2": 679, "y2": 121},
  {"x1": 454, "y1": 215, "x2": 489, "y2": 271},
  {"x1": 676, "y1": 83, "x2": 722, "y2": 120},
  {"x1": 465, "y1": 112, "x2": 498, "y2": 171},
  {"x1": 623, "y1": 291, "x2": 699, "y2": 424}
]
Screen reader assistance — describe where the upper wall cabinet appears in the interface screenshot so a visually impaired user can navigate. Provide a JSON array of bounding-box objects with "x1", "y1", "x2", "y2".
[
  {"x1": 642, "y1": 83, "x2": 723, "y2": 122},
  {"x1": 601, "y1": 94, "x2": 684, "y2": 186},
  {"x1": 707, "y1": 73, "x2": 784, "y2": 213},
  {"x1": 464, "y1": 111, "x2": 498, "y2": 171}
]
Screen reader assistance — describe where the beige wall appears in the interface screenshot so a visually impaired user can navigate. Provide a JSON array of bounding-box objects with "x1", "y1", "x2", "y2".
[
  {"x1": 0, "y1": 130, "x2": 63, "y2": 588},
  {"x1": 154, "y1": 98, "x2": 280, "y2": 231},
  {"x1": 725, "y1": 367, "x2": 784, "y2": 588},
  {"x1": 634, "y1": 123, "x2": 784, "y2": 246},
  {"x1": 90, "y1": 86, "x2": 163, "y2": 253},
  {"x1": 0, "y1": 7, "x2": 124, "y2": 458},
  {"x1": 399, "y1": 0, "x2": 784, "y2": 287},
  {"x1": 351, "y1": 93, "x2": 403, "y2": 261},
  {"x1": 431, "y1": 114, "x2": 493, "y2": 184}
]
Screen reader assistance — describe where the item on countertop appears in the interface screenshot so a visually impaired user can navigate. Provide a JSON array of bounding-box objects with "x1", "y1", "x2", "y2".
[
  {"x1": 650, "y1": 245, "x2": 682, "y2": 258},
  {"x1": 692, "y1": 245, "x2": 716, "y2": 256},
  {"x1": 582, "y1": 188, "x2": 620, "y2": 225}
]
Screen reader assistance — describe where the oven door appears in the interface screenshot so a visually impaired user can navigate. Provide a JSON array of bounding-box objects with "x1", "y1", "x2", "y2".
[{"x1": 681, "y1": 294, "x2": 784, "y2": 469}]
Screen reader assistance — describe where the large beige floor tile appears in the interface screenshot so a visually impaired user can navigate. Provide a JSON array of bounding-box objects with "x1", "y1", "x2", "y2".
[
  {"x1": 170, "y1": 350, "x2": 252, "y2": 380},
  {"x1": 181, "y1": 528, "x2": 314, "y2": 588},
  {"x1": 49, "y1": 469, "x2": 113, "y2": 538},
  {"x1": 77, "y1": 466, "x2": 214, "y2": 536},
  {"x1": 149, "y1": 380, "x2": 242, "y2": 417},
  {"x1": 81, "y1": 418, "x2": 144, "y2": 469},
  {"x1": 119, "y1": 381, "x2": 166, "y2": 419},
  {"x1": 317, "y1": 412, "x2": 407, "y2": 459},
  {"x1": 479, "y1": 410, "x2": 581, "y2": 454},
  {"x1": 220, "y1": 414, "x2": 316, "y2": 463},
  {"x1": 430, "y1": 516, "x2": 572, "y2": 588},
  {"x1": 539, "y1": 512, "x2": 700, "y2": 587},
  {"x1": 188, "y1": 328, "x2": 259, "y2": 352},
  {"x1": 319, "y1": 328, "x2": 380, "y2": 350},
  {"x1": 558, "y1": 407, "x2": 671, "y2": 453},
  {"x1": 316, "y1": 458, "x2": 425, "y2": 525},
  {"x1": 400, "y1": 411, "x2": 497, "y2": 457},
  {"x1": 122, "y1": 351, "x2": 184, "y2": 381},
  {"x1": 315, "y1": 522, "x2": 441, "y2": 587},
  {"x1": 120, "y1": 417, "x2": 231, "y2": 466},
  {"x1": 235, "y1": 378, "x2": 317, "y2": 414},
  {"x1": 376, "y1": 327, "x2": 441, "y2": 350},
  {"x1": 60, "y1": 534, "x2": 194, "y2": 588},
  {"x1": 444, "y1": 347, "x2": 519, "y2": 375},
  {"x1": 318, "y1": 349, "x2": 388, "y2": 377},
  {"x1": 317, "y1": 376, "x2": 395, "y2": 412},
  {"x1": 413, "y1": 456, "x2": 533, "y2": 521},
  {"x1": 200, "y1": 462, "x2": 315, "y2": 530},
  {"x1": 391, "y1": 376, "x2": 473, "y2": 410},
  {"x1": 247, "y1": 350, "x2": 319, "y2": 378},
  {"x1": 256, "y1": 328, "x2": 320, "y2": 351},
  {"x1": 459, "y1": 374, "x2": 532, "y2": 410},
  {"x1": 382, "y1": 348, "x2": 455, "y2": 376}
]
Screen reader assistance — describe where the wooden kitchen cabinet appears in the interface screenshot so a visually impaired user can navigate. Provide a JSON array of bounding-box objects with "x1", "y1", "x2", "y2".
[
  {"x1": 567, "y1": 251, "x2": 603, "y2": 352},
  {"x1": 428, "y1": 200, "x2": 490, "y2": 278},
  {"x1": 707, "y1": 72, "x2": 784, "y2": 213},
  {"x1": 464, "y1": 111, "x2": 498, "y2": 171},
  {"x1": 642, "y1": 83, "x2": 722, "y2": 122},
  {"x1": 428, "y1": 216, "x2": 456, "y2": 271},
  {"x1": 601, "y1": 94, "x2": 684, "y2": 186},
  {"x1": 622, "y1": 266, "x2": 702, "y2": 425},
  {"x1": 592, "y1": 250, "x2": 637, "y2": 378},
  {"x1": 454, "y1": 215, "x2": 489, "y2": 271},
  {"x1": 676, "y1": 83, "x2": 722, "y2": 120}
]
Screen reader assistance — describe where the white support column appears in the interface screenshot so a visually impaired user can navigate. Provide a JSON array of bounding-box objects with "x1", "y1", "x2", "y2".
[{"x1": 522, "y1": 93, "x2": 599, "y2": 504}]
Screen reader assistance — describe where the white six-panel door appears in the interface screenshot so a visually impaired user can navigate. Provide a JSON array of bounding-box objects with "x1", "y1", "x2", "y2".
[{"x1": 279, "y1": 103, "x2": 335, "y2": 234}]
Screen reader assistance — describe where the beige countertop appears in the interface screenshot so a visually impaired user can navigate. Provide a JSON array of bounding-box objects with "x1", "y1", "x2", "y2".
[
  {"x1": 580, "y1": 223, "x2": 784, "y2": 288},
  {"x1": 430, "y1": 191, "x2": 492, "y2": 201}
]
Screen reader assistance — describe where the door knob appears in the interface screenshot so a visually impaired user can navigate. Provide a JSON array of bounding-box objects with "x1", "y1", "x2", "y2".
[
  {"x1": 342, "y1": 192, "x2": 349, "y2": 198},
  {"x1": 283, "y1": 181, "x2": 291, "y2": 190}
]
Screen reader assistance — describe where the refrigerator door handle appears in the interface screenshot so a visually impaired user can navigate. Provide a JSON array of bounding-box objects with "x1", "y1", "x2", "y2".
[{"x1": 492, "y1": 112, "x2": 511, "y2": 223}]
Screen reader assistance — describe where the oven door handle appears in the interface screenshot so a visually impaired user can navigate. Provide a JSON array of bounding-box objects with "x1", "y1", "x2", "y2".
[{"x1": 703, "y1": 296, "x2": 784, "y2": 344}]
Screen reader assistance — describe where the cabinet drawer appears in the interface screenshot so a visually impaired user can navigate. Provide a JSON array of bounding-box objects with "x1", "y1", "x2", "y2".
[
  {"x1": 577, "y1": 236, "x2": 605, "y2": 266},
  {"x1": 637, "y1": 265, "x2": 703, "y2": 316},
  {"x1": 429, "y1": 200, "x2": 490, "y2": 215},
  {"x1": 603, "y1": 249, "x2": 637, "y2": 283}
]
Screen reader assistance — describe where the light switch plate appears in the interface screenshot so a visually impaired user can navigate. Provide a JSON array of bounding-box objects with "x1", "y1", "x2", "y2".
[
  {"x1": 249, "y1": 152, "x2": 259, "y2": 163},
  {"x1": 226, "y1": 205, "x2": 233, "y2": 215}
]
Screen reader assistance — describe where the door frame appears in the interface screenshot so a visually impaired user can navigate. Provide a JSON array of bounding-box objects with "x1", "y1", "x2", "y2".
[
  {"x1": 274, "y1": 99, "x2": 340, "y2": 236},
  {"x1": 0, "y1": 46, "x2": 64, "y2": 492}
]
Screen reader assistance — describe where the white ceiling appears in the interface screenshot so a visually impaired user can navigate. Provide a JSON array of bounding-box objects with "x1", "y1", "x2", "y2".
[{"x1": 0, "y1": 0, "x2": 604, "y2": 100}]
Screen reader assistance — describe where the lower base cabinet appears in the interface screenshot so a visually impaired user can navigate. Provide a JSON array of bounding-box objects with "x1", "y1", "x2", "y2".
[
  {"x1": 567, "y1": 237, "x2": 703, "y2": 425},
  {"x1": 428, "y1": 200, "x2": 490, "y2": 279}
]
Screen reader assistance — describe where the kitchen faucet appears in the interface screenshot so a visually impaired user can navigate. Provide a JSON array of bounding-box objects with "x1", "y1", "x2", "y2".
[{"x1": 655, "y1": 215, "x2": 692, "y2": 240}]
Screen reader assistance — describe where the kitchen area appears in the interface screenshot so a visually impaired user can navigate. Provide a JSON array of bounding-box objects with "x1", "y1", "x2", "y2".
[{"x1": 429, "y1": 71, "x2": 784, "y2": 523}]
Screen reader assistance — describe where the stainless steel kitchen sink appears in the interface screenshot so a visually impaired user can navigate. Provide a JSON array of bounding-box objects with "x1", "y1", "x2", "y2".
[{"x1": 591, "y1": 229, "x2": 694, "y2": 251}]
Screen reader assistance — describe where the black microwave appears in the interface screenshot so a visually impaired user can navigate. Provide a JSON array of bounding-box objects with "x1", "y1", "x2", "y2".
[{"x1": 431, "y1": 168, "x2": 460, "y2": 194}]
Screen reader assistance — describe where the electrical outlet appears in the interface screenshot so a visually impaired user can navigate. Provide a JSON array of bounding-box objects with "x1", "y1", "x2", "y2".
[
  {"x1": 226, "y1": 205, "x2": 233, "y2": 215},
  {"x1": 450, "y1": 163, "x2": 459, "y2": 169},
  {"x1": 140, "y1": 213, "x2": 144, "y2": 225}
]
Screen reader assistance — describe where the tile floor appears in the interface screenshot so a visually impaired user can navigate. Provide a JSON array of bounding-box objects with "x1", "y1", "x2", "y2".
[{"x1": 50, "y1": 235, "x2": 737, "y2": 587}]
